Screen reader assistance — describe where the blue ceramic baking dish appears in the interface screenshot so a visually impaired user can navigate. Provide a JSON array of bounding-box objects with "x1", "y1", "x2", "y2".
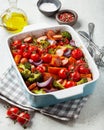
[{"x1": 7, "y1": 24, "x2": 99, "y2": 108}]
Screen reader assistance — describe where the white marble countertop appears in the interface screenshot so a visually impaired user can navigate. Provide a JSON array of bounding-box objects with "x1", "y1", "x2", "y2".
[{"x1": 0, "y1": 0, "x2": 104, "y2": 130}]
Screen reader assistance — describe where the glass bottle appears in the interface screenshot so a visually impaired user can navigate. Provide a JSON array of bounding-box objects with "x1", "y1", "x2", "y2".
[{"x1": 1, "y1": 0, "x2": 28, "y2": 33}]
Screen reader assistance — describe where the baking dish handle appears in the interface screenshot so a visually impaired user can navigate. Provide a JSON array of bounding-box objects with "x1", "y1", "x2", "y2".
[{"x1": 52, "y1": 85, "x2": 84, "y2": 99}]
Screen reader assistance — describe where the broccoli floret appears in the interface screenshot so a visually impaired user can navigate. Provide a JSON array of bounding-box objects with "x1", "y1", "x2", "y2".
[
  {"x1": 61, "y1": 31, "x2": 72, "y2": 40},
  {"x1": 32, "y1": 89, "x2": 46, "y2": 94},
  {"x1": 53, "y1": 80, "x2": 64, "y2": 89},
  {"x1": 18, "y1": 63, "x2": 31, "y2": 79},
  {"x1": 40, "y1": 40, "x2": 50, "y2": 49},
  {"x1": 18, "y1": 62, "x2": 31, "y2": 70},
  {"x1": 18, "y1": 63, "x2": 26, "y2": 70},
  {"x1": 24, "y1": 62, "x2": 31, "y2": 70},
  {"x1": 27, "y1": 72, "x2": 42, "y2": 83},
  {"x1": 21, "y1": 69, "x2": 31, "y2": 79},
  {"x1": 77, "y1": 78, "x2": 88, "y2": 85}
]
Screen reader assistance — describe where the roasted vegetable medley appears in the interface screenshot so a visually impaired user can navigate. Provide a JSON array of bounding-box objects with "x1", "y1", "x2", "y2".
[{"x1": 10, "y1": 30, "x2": 93, "y2": 94}]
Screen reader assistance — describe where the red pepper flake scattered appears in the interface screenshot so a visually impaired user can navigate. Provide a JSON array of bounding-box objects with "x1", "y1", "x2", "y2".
[{"x1": 58, "y1": 12, "x2": 75, "y2": 23}]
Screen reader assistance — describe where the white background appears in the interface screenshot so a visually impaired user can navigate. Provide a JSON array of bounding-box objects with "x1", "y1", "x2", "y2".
[{"x1": 0, "y1": 0, "x2": 104, "y2": 130}]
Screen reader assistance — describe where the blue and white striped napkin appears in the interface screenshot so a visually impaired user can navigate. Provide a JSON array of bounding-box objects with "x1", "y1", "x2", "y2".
[{"x1": 0, "y1": 65, "x2": 88, "y2": 121}]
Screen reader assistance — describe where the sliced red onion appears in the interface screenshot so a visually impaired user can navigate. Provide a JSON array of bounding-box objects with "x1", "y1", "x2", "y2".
[
  {"x1": 63, "y1": 49, "x2": 71, "y2": 57},
  {"x1": 70, "y1": 40, "x2": 76, "y2": 46},
  {"x1": 37, "y1": 77, "x2": 53, "y2": 88},
  {"x1": 48, "y1": 39, "x2": 56, "y2": 45},
  {"x1": 29, "y1": 59, "x2": 43, "y2": 66}
]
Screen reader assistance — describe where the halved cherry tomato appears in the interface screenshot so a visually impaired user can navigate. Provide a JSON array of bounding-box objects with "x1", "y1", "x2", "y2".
[
  {"x1": 76, "y1": 59, "x2": 85, "y2": 65},
  {"x1": 58, "y1": 68, "x2": 68, "y2": 79},
  {"x1": 70, "y1": 71, "x2": 81, "y2": 82},
  {"x1": 65, "y1": 81, "x2": 76, "y2": 88},
  {"x1": 71, "y1": 48, "x2": 83, "y2": 60},
  {"x1": 78, "y1": 65, "x2": 91, "y2": 74},
  {"x1": 68, "y1": 64, "x2": 76, "y2": 72},
  {"x1": 17, "y1": 112, "x2": 30, "y2": 125},
  {"x1": 12, "y1": 49, "x2": 23, "y2": 57},
  {"x1": 11, "y1": 40, "x2": 22, "y2": 48},
  {"x1": 7, "y1": 107, "x2": 20, "y2": 120},
  {"x1": 36, "y1": 65, "x2": 46, "y2": 73}
]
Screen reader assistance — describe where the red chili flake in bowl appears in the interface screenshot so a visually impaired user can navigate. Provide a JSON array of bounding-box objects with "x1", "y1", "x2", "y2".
[{"x1": 58, "y1": 12, "x2": 75, "y2": 22}]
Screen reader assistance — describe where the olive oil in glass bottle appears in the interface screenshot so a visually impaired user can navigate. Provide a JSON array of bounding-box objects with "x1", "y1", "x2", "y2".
[{"x1": 1, "y1": 0, "x2": 28, "y2": 33}]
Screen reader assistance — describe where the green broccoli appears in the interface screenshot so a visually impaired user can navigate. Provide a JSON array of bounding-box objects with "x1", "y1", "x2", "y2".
[
  {"x1": 32, "y1": 89, "x2": 46, "y2": 94},
  {"x1": 21, "y1": 69, "x2": 31, "y2": 79},
  {"x1": 40, "y1": 40, "x2": 50, "y2": 49},
  {"x1": 27, "y1": 72, "x2": 42, "y2": 83},
  {"x1": 18, "y1": 63, "x2": 31, "y2": 70},
  {"x1": 61, "y1": 31, "x2": 72, "y2": 40},
  {"x1": 53, "y1": 80, "x2": 64, "y2": 89},
  {"x1": 77, "y1": 78, "x2": 88, "y2": 85},
  {"x1": 18, "y1": 63, "x2": 31, "y2": 79}
]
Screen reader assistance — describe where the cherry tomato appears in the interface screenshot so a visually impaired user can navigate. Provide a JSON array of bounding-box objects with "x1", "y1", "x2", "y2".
[
  {"x1": 36, "y1": 65, "x2": 46, "y2": 73},
  {"x1": 11, "y1": 40, "x2": 22, "y2": 48},
  {"x1": 20, "y1": 44, "x2": 28, "y2": 51},
  {"x1": 78, "y1": 65, "x2": 90, "y2": 74},
  {"x1": 58, "y1": 68, "x2": 68, "y2": 79},
  {"x1": 71, "y1": 48, "x2": 83, "y2": 60},
  {"x1": 17, "y1": 112, "x2": 30, "y2": 125},
  {"x1": 28, "y1": 45, "x2": 37, "y2": 53},
  {"x1": 70, "y1": 71, "x2": 81, "y2": 82},
  {"x1": 12, "y1": 49, "x2": 23, "y2": 57},
  {"x1": 7, "y1": 107, "x2": 20, "y2": 120},
  {"x1": 76, "y1": 59, "x2": 85, "y2": 65},
  {"x1": 63, "y1": 38, "x2": 70, "y2": 44},
  {"x1": 23, "y1": 51, "x2": 30, "y2": 58},
  {"x1": 42, "y1": 54, "x2": 52, "y2": 63},
  {"x1": 30, "y1": 53, "x2": 40, "y2": 62},
  {"x1": 68, "y1": 64, "x2": 75, "y2": 72},
  {"x1": 65, "y1": 81, "x2": 76, "y2": 88}
]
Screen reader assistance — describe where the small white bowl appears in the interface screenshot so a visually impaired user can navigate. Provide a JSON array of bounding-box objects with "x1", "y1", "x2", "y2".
[{"x1": 37, "y1": 0, "x2": 61, "y2": 17}]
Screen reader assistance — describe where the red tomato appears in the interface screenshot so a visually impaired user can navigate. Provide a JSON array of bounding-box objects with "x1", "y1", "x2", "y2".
[
  {"x1": 76, "y1": 59, "x2": 85, "y2": 65},
  {"x1": 58, "y1": 68, "x2": 68, "y2": 79},
  {"x1": 36, "y1": 65, "x2": 46, "y2": 73},
  {"x1": 28, "y1": 45, "x2": 37, "y2": 53},
  {"x1": 12, "y1": 49, "x2": 23, "y2": 57},
  {"x1": 65, "y1": 81, "x2": 76, "y2": 88},
  {"x1": 78, "y1": 65, "x2": 90, "y2": 74},
  {"x1": 30, "y1": 53, "x2": 40, "y2": 62},
  {"x1": 70, "y1": 71, "x2": 81, "y2": 82},
  {"x1": 17, "y1": 112, "x2": 30, "y2": 125},
  {"x1": 42, "y1": 54, "x2": 52, "y2": 63},
  {"x1": 63, "y1": 38, "x2": 70, "y2": 44},
  {"x1": 23, "y1": 51, "x2": 30, "y2": 58},
  {"x1": 71, "y1": 48, "x2": 83, "y2": 60},
  {"x1": 7, "y1": 107, "x2": 20, "y2": 120},
  {"x1": 11, "y1": 40, "x2": 22, "y2": 48},
  {"x1": 68, "y1": 64, "x2": 75, "y2": 72},
  {"x1": 20, "y1": 44, "x2": 28, "y2": 51}
]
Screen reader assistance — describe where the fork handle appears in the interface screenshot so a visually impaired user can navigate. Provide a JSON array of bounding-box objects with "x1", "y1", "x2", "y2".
[{"x1": 88, "y1": 23, "x2": 95, "y2": 41}]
